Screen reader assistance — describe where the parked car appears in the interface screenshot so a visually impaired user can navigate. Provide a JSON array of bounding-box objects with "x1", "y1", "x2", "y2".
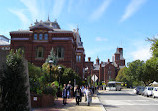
[
  {"x1": 143, "y1": 86, "x2": 153, "y2": 97},
  {"x1": 134, "y1": 86, "x2": 145, "y2": 95},
  {"x1": 152, "y1": 87, "x2": 158, "y2": 98}
]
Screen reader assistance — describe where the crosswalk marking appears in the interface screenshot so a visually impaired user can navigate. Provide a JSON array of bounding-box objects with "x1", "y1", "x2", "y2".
[{"x1": 101, "y1": 100, "x2": 158, "y2": 106}]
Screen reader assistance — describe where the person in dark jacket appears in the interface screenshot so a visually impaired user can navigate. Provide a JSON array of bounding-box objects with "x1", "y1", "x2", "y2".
[
  {"x1": 75, "y1": 85, "x2": 82, "y2": 105},
  {"x1": 62, "y1": 84, "x2": 67, "y2": 105}
]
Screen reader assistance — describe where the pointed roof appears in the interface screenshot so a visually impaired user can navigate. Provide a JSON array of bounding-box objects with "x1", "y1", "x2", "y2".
[{"x1": 29, "y1": 21, "x2": 54, "y2": 31}]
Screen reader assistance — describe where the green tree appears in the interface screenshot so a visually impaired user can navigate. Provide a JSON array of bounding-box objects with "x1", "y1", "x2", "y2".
[
  {"x1": 45, "y1": 48, "x2": 57, "y2": 65},
  {"x1": 116, "y1": 67, "x2": 129, "y2": 82},
  {"x1": 143, "y1": 57, "x2": 158, "y2": 85},
  {"x1": 147, "y1": 37, "x2": 158, "y2": 57},
  {"x1": 0, "y1": 49, "x2": 28, "y2": 111},
  {"x1": 61, "y1": 67, "x2": 81, "y2": 86},
  {"x1": 127, "y1": 60, "x2": 145, "y2": 86}
]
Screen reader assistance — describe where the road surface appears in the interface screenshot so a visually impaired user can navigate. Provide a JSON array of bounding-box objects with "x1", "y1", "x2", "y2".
[{"x1": 98, "y1": 89, "x2": 158, "y2": 111}]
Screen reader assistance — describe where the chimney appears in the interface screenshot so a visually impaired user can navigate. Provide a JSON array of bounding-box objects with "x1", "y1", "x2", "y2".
[
  {"x1": 96, "y1": 57, "x2": 99, "y2": 65},
  {"x1": 88, "y1": 57, "x2": 91, "y2": 62},
  {"x1": 108, "y1": 59, "x2": 110, "y2": 62}
]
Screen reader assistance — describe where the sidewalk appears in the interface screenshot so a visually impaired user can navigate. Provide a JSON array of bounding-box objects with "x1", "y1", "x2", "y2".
[{"x1": 32, "y1": 90, "x2": 105, "y2": 111}]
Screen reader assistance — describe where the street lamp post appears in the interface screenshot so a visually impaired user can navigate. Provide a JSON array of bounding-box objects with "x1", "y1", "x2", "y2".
[
  {"x1": 49, "y1": 60, "x2": 53, "y2": 82},
  {"x1": 58, "y1": 66, "x2": 62, "y2": 97},
  {"x1": 58, "y1": 66, "x2": 62, "y2": 87}
]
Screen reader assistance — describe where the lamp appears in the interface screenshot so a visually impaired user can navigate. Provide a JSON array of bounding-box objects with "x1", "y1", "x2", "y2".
[{"x1": 49, "y1": 60, "x2": 53, "y2": 82}]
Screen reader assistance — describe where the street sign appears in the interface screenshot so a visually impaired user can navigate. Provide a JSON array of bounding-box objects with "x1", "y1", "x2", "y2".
[{"x1": 91, "y1": 74, "x2": 98, "y2": 82}]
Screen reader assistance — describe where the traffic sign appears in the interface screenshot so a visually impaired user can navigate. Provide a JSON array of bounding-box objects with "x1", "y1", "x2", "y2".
[{"x1": 91, "y1": 74, "x2": 98, "y2": 82}]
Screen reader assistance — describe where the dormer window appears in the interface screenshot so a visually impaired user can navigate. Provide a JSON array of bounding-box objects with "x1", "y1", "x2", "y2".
[
  {"x1": 44, "y1": 34, "x2": 48, "y2": 40},
  {"x1": 34, "y1": 34, "x2": 37, "y2": 40},
  {"x1": 39, "y1": 33, "x2": 43, "y2": 40}
]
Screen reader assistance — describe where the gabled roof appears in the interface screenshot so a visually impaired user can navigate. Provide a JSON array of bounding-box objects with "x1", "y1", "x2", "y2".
[{"x1": 29, "y1": 22, "x2": 54, "y2": 31}]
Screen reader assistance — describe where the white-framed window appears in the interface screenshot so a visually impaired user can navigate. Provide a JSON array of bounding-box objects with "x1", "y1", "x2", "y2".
[
  {"x1": 76, "y1": 55, "x2": 81, "y2": 62},
  {"x1": 34, "y1": 34, "x2": 37, "y2": 40},
  {"x1": 39, "y1": 33, "x2": 43, "y2": 40},
  {"x1": 36, "y1": 47, "x2": 44, "y2": 58},
  {"x1": 44, "y1": 33, "x2": 48, "y2": 40},
  {"x1": 109, "y1": 76, "x2": 111, "y2": 80},
  {"x1": 56, "y1": 47, "x2": 64, "y2": 59}
]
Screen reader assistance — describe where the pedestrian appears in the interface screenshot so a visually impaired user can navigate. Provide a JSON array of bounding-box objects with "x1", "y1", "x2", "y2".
[
  {"x1": 62, "y1": 84, "x2": 67, "y2": 105},
  {"x1": 83, "y1": 86, "x2": 88, "y2": 102},
  {"x1": 75, "y1": 85, "x2": 82, "y2": 105},
  {"x1": 86, "y1": 86, "x2": 93, "y2": 106},
  {"x1": 67, "y1": 81, "x2": 72, "y2": 99}
]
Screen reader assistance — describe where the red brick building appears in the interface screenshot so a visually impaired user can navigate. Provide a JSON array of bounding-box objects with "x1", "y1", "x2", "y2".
[
  {"x1": 85, "y1": 48, "x2": 125, "y2": 84},
  {"x1": 10, "y1": 19, "x2": 85, "y2": 78}
]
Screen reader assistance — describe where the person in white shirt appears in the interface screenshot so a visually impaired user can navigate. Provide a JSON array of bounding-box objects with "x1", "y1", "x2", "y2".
[{"x1": 86, "y1": 86, "x2": 93, "y2": 106}]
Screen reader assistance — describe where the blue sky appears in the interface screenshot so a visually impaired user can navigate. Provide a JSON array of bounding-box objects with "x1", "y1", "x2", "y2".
[{"x1": 0, "y1": 0, "x2": 157, "y2": 64}]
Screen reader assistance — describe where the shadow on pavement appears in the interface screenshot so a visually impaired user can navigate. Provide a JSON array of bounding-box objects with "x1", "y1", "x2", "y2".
[
  {"x1": 98, "y1": 92, "x2": 135, "y2": 96},
  {"x1": 103, "y1": 104, "x2": 118, "y2": 108}
]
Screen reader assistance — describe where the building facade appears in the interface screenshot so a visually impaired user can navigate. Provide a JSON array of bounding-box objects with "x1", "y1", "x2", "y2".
[
  {"x1": 85, "y1": 48, "x2": 125, "y2": 84},
  {"x1": 10, "y1": 19, "x2": 85, "y2": 78},
  {"x1": 0, "y1": 35, "x2": 10, "y2": 73}
]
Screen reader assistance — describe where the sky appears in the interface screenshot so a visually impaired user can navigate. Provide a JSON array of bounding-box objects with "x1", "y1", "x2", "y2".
[{"x1": 0, "y1": 0, "x2": 157, "y2": 64}]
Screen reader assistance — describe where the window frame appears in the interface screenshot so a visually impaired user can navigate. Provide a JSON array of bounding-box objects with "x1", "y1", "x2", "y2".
[
  {"x1": 56, "y1": 47, "x2": 64, "y2": 59},
  {"x1": 34, "y1": 33, "x2": 37, "y2": 40},
  {"x1": 39, "y1": 33, "x2": 43, "y2": 40},
  {"x1": 36, "y1": 46, "x2": 44, "y2": 59},
  {"x1": 44, "y1": 33, "x2": 48, "y2": 40}
]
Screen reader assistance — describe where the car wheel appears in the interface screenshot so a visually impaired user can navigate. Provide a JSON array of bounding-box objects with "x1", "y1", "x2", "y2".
[{"x1": 153, "y1": 95, "x2": 155, "y2": 98}]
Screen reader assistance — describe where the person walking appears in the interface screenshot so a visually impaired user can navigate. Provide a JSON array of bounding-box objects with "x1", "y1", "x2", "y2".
[
  {"x1": 62, "y1": 84, "x2": 67, "y2": 105},
  {"x1": 67, "y1": 81, "x2": 72, "y2": 99},
  {"x1": 83, "y1": 86, "x2": 88, "y2": 102},
  {"x1": 75, "y1": 85, "x2": 82, "y2": 105},
  {"x1": 86, "y1": 86, "x2": 93, "y2": 106}
]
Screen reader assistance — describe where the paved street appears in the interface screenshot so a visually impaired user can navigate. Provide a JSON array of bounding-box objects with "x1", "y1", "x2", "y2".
[{"x1": 98, "y1": 89, "x2": 158, "y2": 111}]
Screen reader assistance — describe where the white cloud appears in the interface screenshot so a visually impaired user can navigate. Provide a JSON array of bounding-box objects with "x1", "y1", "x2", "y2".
[
  {"x1": 129, "y1": 41, "x2": 152, "y2": 61},
  {"x1": 8, "y1": 9, "x2": 30, "y2": 27},
  {"x1": 120, "y1": 0, "x2": 146, "y2": 22},
  {"x1": 67, "y1": 24, "x2": 77, "y2": 31},
  {"x1": 68, "y1": 0, "x2": 73, "y2": 13},
  {"x1": 90, "y1": 0, "x2": 112, "y2": 21},
  {"x1": 96, "y1": 37, "x2": 108, "y2": 42},
  {"x1": 52, "y1": 0, "x2": 66, "y2": 18},
  {"x1": 20, "y1": 0, "x2": 39, "y2": 21}
]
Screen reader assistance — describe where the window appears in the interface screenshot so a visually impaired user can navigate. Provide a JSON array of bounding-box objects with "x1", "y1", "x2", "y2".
[
  {"x1": 108, "y1": 71, "x2": 111, "y2": 75},
  {"x1": 116, "y1": 56, "x2": 120, "y2": 60},
  {"x1": 56, "y1": 47, "x2": 64, "y2": 59},
  {"x1": 39, "y1": 33, "x2": 43, "y2": 40},
  {"x1": 34, "y1": 34, "x2": 37, "y2": 40},
  {"x1": 36, "y1": 47, "x2": 44, "y2": 58},
  {"x1": 109, "y1": 76, "x2": 111, "y2": 80},
  {"x1": 44, "y1": 34, "x2": 48, "y2": 40},
  {"x1": 76, "y1": 55, "x2": 81, "y2": 62}
]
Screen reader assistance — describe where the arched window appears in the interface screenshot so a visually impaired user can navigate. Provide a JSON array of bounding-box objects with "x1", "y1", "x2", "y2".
[
  {"x1": 56, "y1": 47, "x2": 64, "y2": 59},
  {"x1": 76, "y1": 55, "x2": 81, "y2": 62},
  {"x1": 36, "y1": 47, "x2": 44, "y2": 58},
  {"x1": 44, "y1": 33, "x2": 48, "y2": 40},
  {"x1": 39, "y1": 33, "x2": 43, "y2": 40},
  {"x1": 34, "y1": 34, "x2": 37, "y2": 40}
]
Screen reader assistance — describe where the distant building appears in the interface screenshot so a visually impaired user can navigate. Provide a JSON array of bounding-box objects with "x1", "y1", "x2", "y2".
[
  {"x1": 10, "y1": 19, "x2": 85, "y2": 78},
  {"x1": 85, "y1": 48, "x2": 125, "y2": 84},
  {"x1": 0, "y1": 35, "x2": 10, "y2": 72}
]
